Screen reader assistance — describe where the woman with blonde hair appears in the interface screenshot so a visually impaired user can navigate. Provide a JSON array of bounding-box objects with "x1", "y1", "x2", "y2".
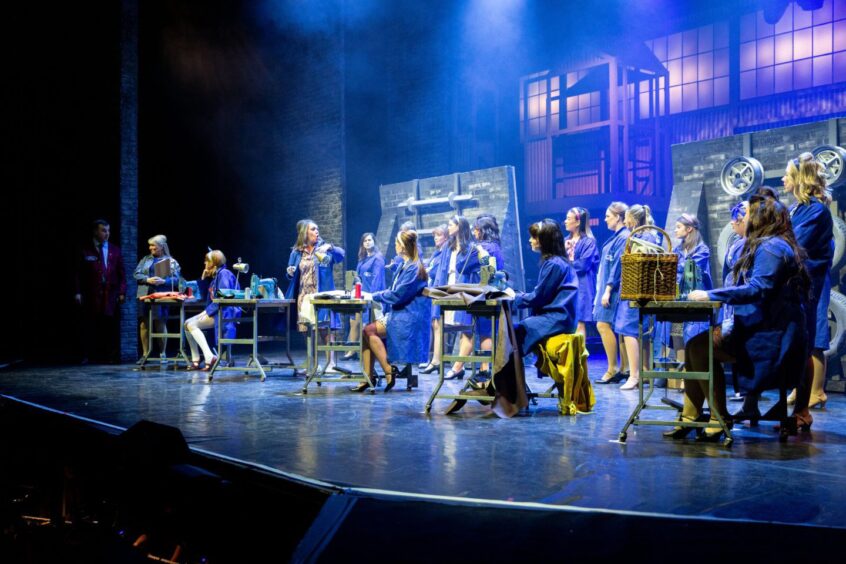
[
  {"x1": 352, "y1": 230, "x2": 429, "y2": 392},
  {"x1": 784, "y1": 152, "x2": 834, "y2": 417},
  {"x1": 133, "y1": 234, "x2": 181, "y2": 358},
  {"x1": 184, "y1": 250, "x2": 239, "y2": 371}
]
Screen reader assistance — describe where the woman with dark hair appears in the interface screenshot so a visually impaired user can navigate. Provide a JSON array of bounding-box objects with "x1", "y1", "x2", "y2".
[
  {"x1": 420, "y1": 225, "x2": 449, "y2": 373},
  {"x1": 593, "y1": 202, "x2": 629, "y2": 384},
  {"x1": 563, "y1": 207, "x2": 599, "y2": 338},
  {"x1": 352, "y1": 230, "x2": 430, "y2": 392},
  {"x1": 184, "y1": 250, "x2": 239, "y2": 371},
  {"x1": 723, "y1": 201, "x2": 749, "y2": 401},
  {"x1": 343, "y1": 232, "x2": 385, "y2": 360},
  {"x1": 435, "y1": 215, "x2": 489, "y2": 380},
  {"x1": 285, "y1": 219, "x2": 346, "y2": 369},
  {"x1": 688, "y1": 194, "x2": 810, "y2": 439},
  {"x1": 472, "y1": 214, "x2": 506, "y2": 373},
  {"x1": 784, "y1": 153, "x2": 834, "y2": 414}
]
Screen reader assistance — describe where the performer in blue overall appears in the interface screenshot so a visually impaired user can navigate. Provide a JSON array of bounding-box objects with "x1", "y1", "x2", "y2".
[
  {"x1": 184, "y1": 250, "x2": 239, "y2": 371},
  {"x1": 514, "y1": 219, "x2": 579, "y2": 354},
  {"x1": 352, "y1": 230, "x2": 430, "y2": 392},
  {"x1": 593, "y1": 202, "x2": 630, "y2": 384},
  {"x1": 419, "y1": 224, "x2": 449, "y2": 374},
  {"x1": 472, "y1": 214, "x2": 506, "y2": 374},
  {"x1": 689, "y1": 193, "x2": 810, "y2": 439},
  {"x1": 615, "y1": 204, "x2": 659, "y2": 390},
  {"x1": 435, "y1": 215, "x2": 488, "y2": 380},
  {"x1": 343, "y1": 232, "x2": 385, "y2": 360},
  {"x1": 722, "y1": 200, "x2": 749, "y2": 402},
  {"x1": 285, "y1": 219, "x2": 346, "y2": 370},
  {"x1": 784, "y1": 152, "x2": 834, "y2": 422},
  {"x1": 563, "y1": 207, "x2": 599, "y2": 339}
]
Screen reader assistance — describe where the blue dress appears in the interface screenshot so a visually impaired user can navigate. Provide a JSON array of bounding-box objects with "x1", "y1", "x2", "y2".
[
  {"x1": 476, "y1": 240, "x2": 505, "y2": 338},
  {"x1": 372, "y1": 260, "x2": 430, "y2": 364},
  {"x1": 791, "y1": 198, "x2": 834, "y2": 351},
  {"x1": 593, "y1": 226, "x2": 630, "y2": 324},
  {"x1": 199, "y1": 267, "x2": 240, "y2": 342},
  {"x1": 426, "y1": 246, "x2": 446, "y2": 321},
  {"x1": 356, "y1": 252, "x2": 385, "y2": 324},
  {"x1": 514, "y1": 256, "x2": 579, "y2": 354},
  {"x1": 566, "y1": 236, "x2": 599, "y2": 323},
  {"x1": 614, "y1": 230, "x2": 659, "y2": 337},
  {"x1": 678, "y1": 241, "x2": 713, "y2": 346},
  {"x1": 434, "y1": 243, "x2": 483, "y2": 327},
  {"x1": 708, "y1": 237, "x2": 808, "y2": 393},
  {"x1": 284, "y1": 239, "x2": 346, "y2": 329}
]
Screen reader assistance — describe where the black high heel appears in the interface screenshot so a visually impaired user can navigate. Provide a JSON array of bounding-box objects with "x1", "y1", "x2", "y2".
[
  {"x1": 350, "y1": 381, "x2": 370, "y2": 392},
  {"x1": 731, "y1": 406, "x2": 761, "y2": 426},
  {"x1": 384, "y1": 365, "x2": 399, "y2": 392},
  {"x1": 663, "y1": 426, "x2": 695, "y2": 439},
  {"x1": 594, "y1": 370, "x2": 626, "y2": 385},
  {"x1": 421, "y1": 363, "x2": 440, "y2": 374}
]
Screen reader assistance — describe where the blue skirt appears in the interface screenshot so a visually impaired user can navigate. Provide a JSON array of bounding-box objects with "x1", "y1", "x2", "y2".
[
  {"x1": 613, "y1": 299, "x2": 639, "y2": 338},
  {"x1": 813, "y1": 274, "x2": 832, "y2": 351},
  {"x1": 593, "y1": 293, "x2": 619, "y2": 324}
]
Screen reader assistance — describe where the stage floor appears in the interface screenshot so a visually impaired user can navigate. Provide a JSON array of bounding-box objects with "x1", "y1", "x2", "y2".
[{"x1": 2, "y1": 353, "x2": 846, "y2": 530}]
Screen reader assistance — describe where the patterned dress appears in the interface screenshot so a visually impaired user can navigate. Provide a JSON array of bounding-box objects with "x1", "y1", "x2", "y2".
[{"x1": 297, "y1": 249, "x2": 318, "y2": 332}]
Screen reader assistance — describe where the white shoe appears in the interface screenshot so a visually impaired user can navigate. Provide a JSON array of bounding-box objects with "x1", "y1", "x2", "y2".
[{"x1": 620, "y1": 377, "x2": 640, "y2": 390}]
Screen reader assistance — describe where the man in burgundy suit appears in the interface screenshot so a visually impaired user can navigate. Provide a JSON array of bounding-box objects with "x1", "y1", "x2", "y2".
[{"x1": 75, "y1": 219, "x2": 127, "y2": 363}]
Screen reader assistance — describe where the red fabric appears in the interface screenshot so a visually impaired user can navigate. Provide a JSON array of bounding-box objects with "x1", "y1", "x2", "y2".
[
  {"x1": 75, "y1": 241, "x2": 127, "y2": 316},
  {"x1": 139, "y1": 292, "x2": 188, "y2": 301}
]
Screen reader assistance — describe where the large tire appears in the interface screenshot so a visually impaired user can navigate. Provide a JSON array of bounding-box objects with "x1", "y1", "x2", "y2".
[
  {"x1": 832, "y1": 214, "x2": 846, "y2": 271},
  {"x1": 826, "y1": 290, "x2": 846, "y2": 359},
  {"x1": 716, "y1": 222, "x2": 740, "y2": 284},
  {"x1": 720, "y1": 156, "x2": 764, "y2": 196}
]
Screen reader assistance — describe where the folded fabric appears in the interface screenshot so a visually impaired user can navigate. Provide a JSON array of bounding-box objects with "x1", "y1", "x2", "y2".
[
  {"x1": 138, "y1": 292, "x2": 188, "y2": 301},
  {"x1": 535, "y1": 333, "x2": 594, "y2": 415}
]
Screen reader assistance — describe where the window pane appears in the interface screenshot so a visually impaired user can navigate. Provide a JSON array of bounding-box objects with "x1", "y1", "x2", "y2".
[
  {"x1": 835, "y1": 0, "x2": 846, "y2": 20},
  {"x1": 683, "y1": 55, "x2": 698, "y2": 83},
  {"x1": 795, "y1": 28, "x2": 813, "y2": 59},
  {"x1": 834, "y1": 51, "x2": 846, "y2": 83},
  {"x1": 566, "y1": 111, "x2": 577, "y2": 127},
  {"x1": 698, "y1": 25, "x2": 713, "y2": 52},
  {"x1": 775, "y1": 62, "x2": 793, "y2": 92},
  {"x1": 775, "y1": 3, "x2": 794, "y2": 34},
  {"x1": 740, "y1": 41, "x2": 757, "y2": 71},
  {"x1": 813, "y1": 0, "x2": 833, "y2": 24},
  {"x1": 566, "y1": 96, "x2": 578, "y2": 111},
  {"x1": 740, "y1": 13, "x2": 756, "y2": 42},
  {"x1": 757, "y1": 10, "x2": 775, "y2": 38},
  {"x1": 668, "y1": 59, "x2": 682, "y2": 86},
  {"x1": 668, "y1": 33, "x2": 682, "y2": 59},
  {"x1": 813, "y1": 23, "x2": 833, "y2": 56},
  {"x1": 698, "y1": 52, "x2": 714, "y2": 79},
  {"x1": 682, "y1": 83, "x2": 697, "y2": 112},
  {"x1": 714, "y1": 76, "x2": 730, "y2": 105},
  {"x1": 794, "y1": 57, "x2": 813, "y2": 89},
  {"x1": 757, "y1": 36, "x2": 775, "y2": 67},
  {"x1": 579, "y1": 108, "x2": 590, "y2": 124},
  {"x1": 714, "y1": 48, "x2": 730, "y2": 76},
  {"x1": 591, "y1": 91, "x2": 601, "y2": 105},
  {"x1": 775, "y1": 33, "x2": 793, "y2": 64},
  {"x1": 757, "y1": 66, "x2": 774, "y2": 96},
  {"x1": 795, "y1": 3, "x2": 813, "y2": 29},
  {"x1": 814, "y1": 54, "x2": 833, "y2": 85},
  {"x1": 590, "y1": 106, "x2": 601, "y2": 123},
  {"x1": 653, "y1": 36, "x2": 667, "y2": 61},
  {"x1": 714, "y1": 21, "x2": 730, "y2": 48},
  {"x1": 835, "y1": 20, "x2": 846, "y2": 52},
  {"x1": 698, "y1": 79, "x2": 713, "y2": 108},
  {"x1": 740, "y1": 69, "x2": 756, "y2": 99},
  {"x1": 669, "y1": 85, "x2": 682, "y2": 113},
  {"x1": 683, "y1": 29, "x2": 698, "y2": 56},
  {"x1": 529, "y1": 81, "x2": 538, "y2": 96}
]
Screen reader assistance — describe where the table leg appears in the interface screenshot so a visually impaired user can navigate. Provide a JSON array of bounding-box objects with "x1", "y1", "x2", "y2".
[{"x1": 425, "y1": 310, "x2": 447, "y2": 413}]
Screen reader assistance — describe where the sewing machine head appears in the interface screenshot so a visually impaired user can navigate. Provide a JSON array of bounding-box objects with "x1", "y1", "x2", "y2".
[
  {"x1": 178, "y1": 278, "x2": 201, "y2": 299},
  {"x1": 250, "y1": 274, "x2": 278, "y2": 299}
]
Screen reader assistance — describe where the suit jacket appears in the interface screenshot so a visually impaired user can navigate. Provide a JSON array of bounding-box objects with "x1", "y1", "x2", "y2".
[{"x1": 76, "y1": 240, "x2": 127, "y2": 316}]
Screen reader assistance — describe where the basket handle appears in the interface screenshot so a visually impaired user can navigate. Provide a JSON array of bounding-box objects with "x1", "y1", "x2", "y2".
[{"x1": 624, "y1": 224, "x2": 673, "y2": 255}]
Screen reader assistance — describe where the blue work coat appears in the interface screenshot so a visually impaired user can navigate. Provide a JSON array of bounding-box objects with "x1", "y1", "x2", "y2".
[
  {"x1": 284, "y1": 240, "x2": 346, "y2": 329},
  {"x1": 514, "y1": 256, "x2": 579, "y2": 354},
  {"x1": 719, "y1": 236, "x2": 745, "y2": 332},
  {"x1": 356, "y1": 252, "x2": 386, "y2": 293},
  {"x1": 592, "y1": 226, "x2": 629, "y2": 324},
  {"x1": 677, "y1": 241, "x2": 713, "y2": 345},
  {"x1": 435, "y1": 243, "x2": 483, "y2": 326},
  {"x1": 791, "y1": 198, "x2": 833, "y2": 349},
  {"x1": 614, "y1": 230, "x2": 659, "y2": 337},
  {"x1": 426, "y1": 246, "x2": 446, "y2": 321},
  {"x1": 199, "y1": 267, "x2": 240, "y2": 341},
  {"x1": 477, "y1": 240, "x2": 505, "y2": 337},
  {"x1": 708, "y1": 236, "x2": 808, "y2": 393},
  {"x1": 566, "y1": 235, "x2": 599, "y2": 323},
  {"x1": 372, "y1": 260, "x2": 430, "y2": 364}
]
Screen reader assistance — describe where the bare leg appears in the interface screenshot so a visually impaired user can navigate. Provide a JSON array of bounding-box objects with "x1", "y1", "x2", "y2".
[
  {"x1": 809, "y1": 350, "x2": 828, "y2": 407},
  {"x1": 139, "y1": 320, "x2": 149, "y2": 357},
  {"x1": 620, "y1": 335, "x2": 640, "y2": 390},
  {"x1": 479, "y1": 336, "x2": 492, "y2": 371},
  {"x1": 431, "y1": 319, "x2": 442, "y2": 365},
  {"x1": 596, "y1": 321, "x2": 619, "y2": 379},
  {"x1": 576, "y1": 322, "x2": 586, "y2": 338},
  {"x1": 344, "y1": 317, "x2": 360, "y2": 359},
  {"x1": 619, "y1": 335, "x2": 629, "y2": 373},
  {"x1": 450, "y1": 333, "x2": 473, "y2": 374}
]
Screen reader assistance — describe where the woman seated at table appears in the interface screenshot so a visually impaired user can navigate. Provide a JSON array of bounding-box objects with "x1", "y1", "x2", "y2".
[
  {"x1": 514, "y1": 219, "x2": 579, "y2": 356},
  {"x1": 687, "y1": 193, "x2": 810, "y2": 438},
  {"x1": 352, "y1": 230, "x2": 429, "y2": 392},
  {"x1": 184, "y1": 250, "x2": 239, "y2": 371},
  {"x1": 133, "y1": 234, "x2": 181, "y2": 358},
  {"x1": 343, "y1": 232, "x2": 385, "y2": 360},
  {"x1": 472, "y1": 214, "x2": 506, "y2": 375}
]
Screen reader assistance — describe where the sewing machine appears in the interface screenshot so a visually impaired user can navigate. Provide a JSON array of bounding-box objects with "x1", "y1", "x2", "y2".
[
  {"x1": 679, "y1": 259, "x2": 704, "y2": 299},
  {"x1": 250, "y1": 274, "x2": 279, "y2": 299},
  {"x1": 178, "y1": 279, "x2": 201, "y2": 300}
]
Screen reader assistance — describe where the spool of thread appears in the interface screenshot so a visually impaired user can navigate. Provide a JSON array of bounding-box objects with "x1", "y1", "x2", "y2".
[{"x1": 354, "y1": 283, "x2": 362, "y2": 299}]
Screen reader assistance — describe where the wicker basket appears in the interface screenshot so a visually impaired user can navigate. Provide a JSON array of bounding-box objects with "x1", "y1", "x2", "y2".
[{"x1": 620, "y1": 225, "x2": 678, "y2": 301}]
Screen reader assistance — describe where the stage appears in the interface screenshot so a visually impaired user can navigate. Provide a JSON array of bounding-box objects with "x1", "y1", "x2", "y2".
[{"x1": 2, "y1": 352, "x2": 845, "y2": 532}]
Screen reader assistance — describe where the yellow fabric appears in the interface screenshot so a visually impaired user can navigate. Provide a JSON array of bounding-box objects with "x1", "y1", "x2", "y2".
[{"x1": 534, "y1": 333, "x2": 595, "y2": 415}]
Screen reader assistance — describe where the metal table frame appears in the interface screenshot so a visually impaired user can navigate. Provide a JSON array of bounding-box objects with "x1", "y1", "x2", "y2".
[
  {"x1": 137, "y1": 298, "x2": 197, "y2": 369},
  {"x1": 208, "y1": 298, "x2": 296, "y2": 382},
  {"x1": 303, "y1": 298, "x2": 374, "y2": 394},
  {"x1": 618, "y1": 300, "x2": 733, "y2": 446},
  {"x1": 425, "y1": 297, "x2": 505, "y2": 414}
]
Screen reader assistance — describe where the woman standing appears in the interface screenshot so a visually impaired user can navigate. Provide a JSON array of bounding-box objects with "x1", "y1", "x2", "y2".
[
  {"x1": 420, "y1": 224, "x2": 449, "y2": 374},
  {"x1": 133, "y1": 234, "x2": 181, "y2": 358},
  {"x1": 353, "y1": 230, "x2": 430, "y2": 392},
  {"x1": 563, "y1": 207, "x2": 599, "y2": 339},
  {"x1": 689, "y1": 193, "x2": 810, "y2": 438},
  {"x1": 593, "y1": 202, "x2": 629, "y2": 384},
  {"x1": 285, "y1": 219, "x2": 346, "y2": 369},
  {"x1": 343, "y1": 232, "x2": 385, "y2": 360},
  {"x1": 435, "y1": 215, "x2": 489, "y2": 380},
  {"x1": 784, "y1": 153, "x2": 834, "y2": 415},
  {"x1": 184, "y1": 250, "x2": 239, "y2": 371},
  {"x1": 614, "y1": 204, "x2": 658, "y2": 390}
]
